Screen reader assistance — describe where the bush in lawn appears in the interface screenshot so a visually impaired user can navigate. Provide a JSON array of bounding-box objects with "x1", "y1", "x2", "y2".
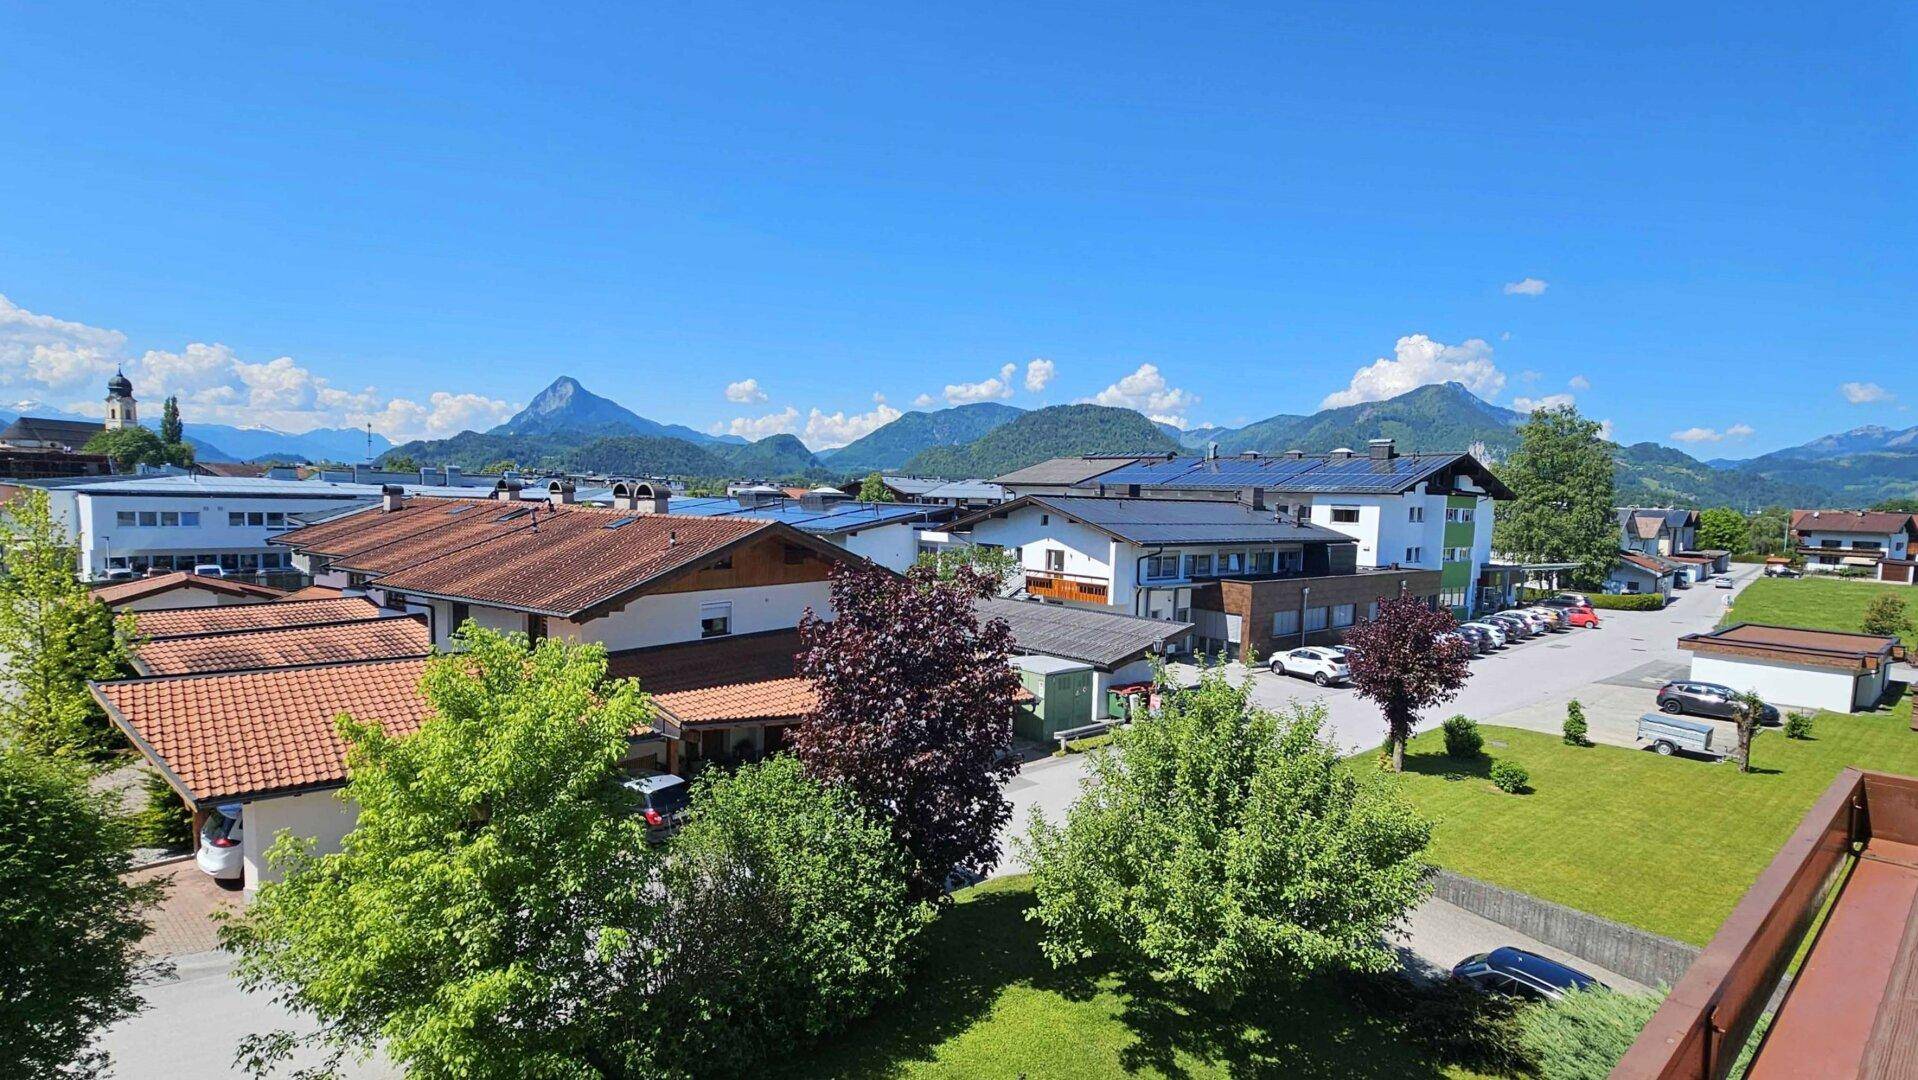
[
  {"x1": 1491, "y1": 760, "x2": 1530, "y2": 794},
  {"x1": 1562, "y1": 700, "x2": 1589, "y2": 747},
  {"x1": 1516, "y1": 986, "x2": 1666, "y2": 1080},
  {"x1": 1863, "y1": 593, "x2": 1912, "y2": 639},
  {"x1": 1442, "y1": 714, "x2": 1483, "y2": 759},
  {"x1": 1584, "y1": 593, "x2": 1665, "y2": 611},
  {"x1": 1785, "y1": 711, "x2": 1816, "y2": 740},
  {"x1": 1021, "y1": 670, "x2": 1432, "y2": 1003}
]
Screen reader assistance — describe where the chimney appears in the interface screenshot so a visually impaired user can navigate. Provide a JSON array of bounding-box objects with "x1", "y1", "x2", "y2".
[
  {"x1": 380, "y1": 484, "x2": 404, "y2": 513},
  {"x1": 1283, "y1": 449, "x2": 1305, "y2": 460},
  {"x1": 445, "y1": 465, "x2": 462, "y2": 485},
  {"x1": 1330, "y1": 447, "x2": 1356, "y2": 461},
  {"x1": 547, "y1": 479, "x2": 576, "y2": 508},
  {"x1": 612, "y1": 481, "x2": 670, "y2": 515},
  {"x1": 493, "y1": 478, "x2": 524, "y2": 502},
  {"x1": 1368, "y1": 437, "x2": 1396, "y2": 461},
  {"x1": 1207, "y1": 441, "x2": 1219, "y2": 461},
  {"x1": 1238, "y1": 487, "x2": 1266, "y2": 512}
]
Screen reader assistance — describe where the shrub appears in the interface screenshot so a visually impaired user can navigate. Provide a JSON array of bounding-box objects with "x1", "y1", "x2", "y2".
[
  {"x1": 1863, "y1": 594, "x2": 1912, "y2": 639},
  {"x1": 1584, "y1": 593, "x2": 1665, "y2": 611},
  {"x1": 1442, "y1": 714, "x2": 1483, "y2": 759},
  {"x1": 1516, "y1": 986, "x2": 1666, "y2": 1080},
  {"x1": 131, "y1": 768, "x2": 193, "y2": 849},
  {"x1": 1562, "y1": 700, "x2": 1589, "y2": 747},
  {"x1": 1490, "y1": 760, "x2": 1530, "y2": 794},
  {"x1": 1785, "y1": 711, "x2": 1816, "y2": 740}
]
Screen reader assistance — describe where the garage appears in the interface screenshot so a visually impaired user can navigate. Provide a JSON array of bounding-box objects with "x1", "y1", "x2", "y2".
[{"x1": 1677, "y1": 623, "x2": 1904, "y2": 714}]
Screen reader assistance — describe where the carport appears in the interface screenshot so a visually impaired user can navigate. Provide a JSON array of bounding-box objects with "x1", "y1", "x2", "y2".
[{"x1": 1676, "y1": 623, "x2": 1904, "y2": 714}]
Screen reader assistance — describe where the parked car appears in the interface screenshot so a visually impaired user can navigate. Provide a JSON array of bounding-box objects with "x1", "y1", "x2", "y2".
[
  {"x1": 100, "y1": 567, "x2": 136, "y2": 582},
  {"x1": 1764, "y1": 565, "x2": 1800, "y2": 578},
  {"x1": 1562, "y1": 607, "x2": 1601, "y2": 629},
  {"x1": 192, "y1": 563, "x2": 226, "y2": 577},
  {"x1": 1455, "y1": 624, "x2": 1496, "y2": 651},
  {"x1": 1503, "y1": 610, "x2": 1551, "y2": 635},
  {"x1": 622, "y1": 773, "x2": 692, "y2": 842},
  {"x1": 1656, "y1": 681, "x2": 1781, "y2": 725},
  {"x1": 1271, "y1": 646, "x2": 1350, "y2": 686},
  {"x1": 196, "y1": 803, "x2": 244, "y2": 883},
  {"x1": 1556, "y1": 592, "x2": 1593, "y2": 607},
  {"x1": 1637, "y1": 712, "x2": 1723, "y2": 758},
  {"x1": 1437, "y1": 630, "x2": 1479, "y2": 656},
  {"x1": 1461, "y1": 621, "x2": 1507, "y2": 648},
  {"x1": 1536, "y1": 595, "x2": 1593, "y2": 615},
  {"x1": 1714, "y1": 576, "x2": 1734, "y2": 589},
  {"x1": 1484, "y1": 612, "x2": 1530, "y2": 638},
  {"x1": 1453, "y1": 947, "x2": 1598, "y2": 1001},
  {"x1": 1520, "y1": 607, "x2": 1566, "y2": 631}
]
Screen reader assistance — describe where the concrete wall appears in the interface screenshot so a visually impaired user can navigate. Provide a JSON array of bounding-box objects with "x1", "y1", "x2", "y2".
[
  {"x1": 242, "y1": 789, "x2": 358, "y2": 892},
  {"x1": 551, "y1": 580, "x2": 832, "y2": 651},
  {"x1": 1431, "y1": 869, "x2": 1701, "y2": 991},
  {"x1": 1690, "y1": 654, "x2": 1863, "y2": 713},
  {"x1": 836, "y1": 521, "x2": 920, "y2": 572}
]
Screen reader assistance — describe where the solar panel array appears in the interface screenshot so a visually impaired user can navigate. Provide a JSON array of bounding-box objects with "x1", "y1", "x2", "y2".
[
  {"x1": 1082, "y1": 452, "x2": 1461, "y2": 495},
  {"x1": 664, "y1": 496, "x2": 945, "y2": 535},
  {"x1": 1034, "y1": 496, "x2": 1351, "y2": 545}
]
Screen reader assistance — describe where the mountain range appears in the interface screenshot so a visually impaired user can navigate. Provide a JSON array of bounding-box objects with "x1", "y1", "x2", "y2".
[{"x1": 0, "y1": 403, "x2": 391, "y2": 464}]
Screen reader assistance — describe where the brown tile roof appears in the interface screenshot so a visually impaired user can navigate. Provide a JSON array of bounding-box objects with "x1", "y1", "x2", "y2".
[
  {"x1": 132, "y1": 616, "x2": 432, "y2": 676},
  {"x1": 328, "y1": 500, "x2": 601, "y2": 575},
  {"x1": 93, "y1": 658, "x2": 433, "y2": 804},
  {"x1": 91, "y1": 571, "x2": 286, "y2": 607},
  {"x1": 1679, "y1": 622, "x2": 1903, "y2": 671},
  {"x1": 1617, "y1": 551, "x2": 1674, "y2": 576},
  {"x1": 1629, "y1": 514, "x2": 1666, "y2": 540},
  {"x1": 278, "y1": 584, "x2": 345, "y2": 602},
  {"x1": 608, "y1": 629, "x2": 815, "y2": 727},
  {"x1": 1792, "y1": 510, "x2": 1918, "y2": 537},
  {"x1": 373, "y1": 511, "x2": 778, "y2": 617},
  {"x1": 133, "y1": 597, "x2": 383, "y2": 641},
  {"x1": 273, "y1": 497, "x2": 531, "y2": 562}
]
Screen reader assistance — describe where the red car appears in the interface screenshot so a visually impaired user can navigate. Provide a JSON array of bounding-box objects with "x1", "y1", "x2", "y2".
[{"x1": 1563, "y1": 607, "x2": 1600, "y2": 628}]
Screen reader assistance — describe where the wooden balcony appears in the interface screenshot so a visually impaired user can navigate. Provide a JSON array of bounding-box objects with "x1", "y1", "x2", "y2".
[{"x1": 1025, "y1": 570, "x2": 1109, "y2": 604}]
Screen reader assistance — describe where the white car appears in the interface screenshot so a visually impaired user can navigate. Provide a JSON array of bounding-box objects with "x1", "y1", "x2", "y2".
[
  {"x1": 1714, "y1": 576, "x2": 1734, "y2": 590},
  {"x1": 1271, "y1": 646, "x2": 1350, "y2": 686},
  {"x1": 1463, "y1": 621, "x2": 1509, "y2": 648},
  {"x1": 192, "y1": 563, "x2": 226, "y2": 577},
  {"x1": 195, "y1": 804, "x2": 244, "y2": 883}
]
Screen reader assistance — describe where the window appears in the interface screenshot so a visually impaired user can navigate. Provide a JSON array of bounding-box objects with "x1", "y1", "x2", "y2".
[
  {"x1": 1272, "y1": 610, "x2": 1299, "y2": 636},
  {"x1": 1331, "y1": 603, "x2": 1356, "y2": 628},
  {"x1": 1145, "y1": 555, "x2": 1180, "y2": 580},
  {"x1": 1366, "y1": 601, "x2": 1379, "y2": 621},
  {"x1": 917, "y1": 542, "x2": 938, "y2": 557},
  {"x1": 1404, "y1": 546, "x2": 1424, "y2": 563},
  {"x1": 1044, "y1": 549, "x2": 1065, "y2": 573},
  {"x1": 1445, "y1": 507, "x2": 1475, "y2": 524},
  {"x1": 1039, "y1": 514, "x2": 1050, "y2": 526},
  {"x1": 1408, "y1": 506, "x2": 1425, "y2": 523},
  {"x1": 229, "y1": 512, "x2": 245, "y2": 526},
  {"x1": 266, "y1": 512, "x2": 287, "y2": 528},
  {"x1": 180, "y1": 511, "x2": 199, "y2": 526},
  {"x1": 1439, "y1": 588, "x2": 1467, "y2": 610},
  {"x1": 159, "y1": 511, "x2": 179, "y2": 527},
  {"x1": 709, "y1": 555, "x2": 733, "y2": 571},
  {"x1": 138, "y1": 511, "x2": 158, "y2": 526},
  {"x1": 247, "y1": 512, "x2": 266, "y2": 527},
  {"x1": 1217, "y1": 552, "x2": 1245, "y2": 575},
  {"x1": 700, "y1": 602, "x2": 732, "y2": 638},
  {"x1": 450, "y1": 602, "x2": 470, "y2": 632},
  {"x1": 260, "y1": 551, "x2": 284, "y2": 569},
  {"x1": 1184, "y1": 553, "x2": 1213, "y2": 578},
  {"x1": 1304, "y1": 606, "x2": 1328, "y2": 632},
  {"x1": 782, "y1": 544, "x2": 805, "y2": 565},
  {"x1": 1252, "y1": 551, "x2": 1275, "y2": 574},
  {"x1": 1443, "y1": 546, "x2": 1470, "y2": 562},
  {"x1": 116, "y1": 511, "x2": 136, "y2": 527},
  {"x1": 1329, "y1": 506, "x2": 1360, "y2": 524},
  {"x1": 1855, "y1": 540, "x2": 1882, "y2": 551}
]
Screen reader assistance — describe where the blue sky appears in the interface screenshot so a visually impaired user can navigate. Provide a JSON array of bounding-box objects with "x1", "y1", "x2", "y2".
[{"x1": 1, "y1": 3, "x2": 1911, "y2": 452}]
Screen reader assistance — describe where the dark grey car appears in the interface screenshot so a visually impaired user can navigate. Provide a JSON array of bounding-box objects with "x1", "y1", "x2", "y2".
[{"x1": 1655, "y1": 681, "x2": 1781, "y2": 726}]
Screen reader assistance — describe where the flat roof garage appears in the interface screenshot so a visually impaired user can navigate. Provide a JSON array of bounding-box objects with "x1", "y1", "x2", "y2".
[{"x1": 1677, "y1": 623, "x2": 1905, "y2": 714}]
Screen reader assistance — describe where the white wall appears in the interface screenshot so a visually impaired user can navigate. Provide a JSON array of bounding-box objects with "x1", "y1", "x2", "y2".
[
  {"x1": 837, "y1": 521, "x2": 920, "y2": 572},
  {"x1": 114, "y1": 588, "x2": 266, "y2": 612},
  {"x1": 75, "y1": 491, "x2": 363, "y2": 578},
  {"x1": 242, "y1": 789, "x2": 358, "y2": 892},
  {"x1": 551, "y1": 580, "x2": 833, "y2": 651},
  {"x1": 1689, "y1": 654, "x2": 1865, "y2": 713}
]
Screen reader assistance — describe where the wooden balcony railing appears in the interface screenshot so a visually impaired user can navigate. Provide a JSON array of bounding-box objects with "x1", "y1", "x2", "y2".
[{"x1": 1025, "y1": 571, "x2": 1109, "y2": 604}]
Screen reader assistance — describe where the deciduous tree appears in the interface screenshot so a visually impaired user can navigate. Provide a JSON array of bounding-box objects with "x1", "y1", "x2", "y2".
[
  {"x1": 1863, "y1": 593, "x2": 1911, "y2": 639},
  {"x1": 159, "y1": 395, "x2": 184, "y2": 446},
  {"x1": 793, "y1": 562, "x2": 1021, "y2": 901},
  {"x1": 1491, "y1": 404, "x2": 1617, "y2": 587},
  {"x1": 1021, "y1": 673, "x2": 1431, "y2": 1003},
  {"x1": 1342, "y1": 593, "x2": 1472, "y2": 771},
  {"x1": 1733, "y1": 690, "x2": 1768, "y2": 774},
  {"x1": 82, "y1": 426, "x2": 175, "y2": 471},
  {"x1": 0, "y1": 490, "x2": 130, "y2": 757},
  {"x1": 0, "y1": 748, "x2": 158, "y2": 1079},
  {"x1": 1695, "y1": 507, "x2": 1750, "y2": 554},
  {"x1": 857, "y1": 471, "x2": 895, "y2": 502}
]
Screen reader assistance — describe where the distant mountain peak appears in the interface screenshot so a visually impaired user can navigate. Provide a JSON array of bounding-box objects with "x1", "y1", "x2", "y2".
[{"x1": 490, "y1": 375, "x2": 731, "y2": 446}]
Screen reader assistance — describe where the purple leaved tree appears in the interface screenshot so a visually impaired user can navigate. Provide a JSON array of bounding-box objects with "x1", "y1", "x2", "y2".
[{"x1": 1341, "y1": 593, "x2": 1473, "y2": 771}]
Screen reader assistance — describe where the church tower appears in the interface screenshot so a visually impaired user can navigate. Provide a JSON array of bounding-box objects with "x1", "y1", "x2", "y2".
[{"x1": 104, "y1": 369, "x2": 137, "y2": 430}]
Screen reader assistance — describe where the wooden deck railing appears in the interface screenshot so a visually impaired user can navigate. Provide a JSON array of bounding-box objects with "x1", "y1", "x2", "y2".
[{"x1": 1025, "y1": 571, "x2": 1109, "y2": 604}]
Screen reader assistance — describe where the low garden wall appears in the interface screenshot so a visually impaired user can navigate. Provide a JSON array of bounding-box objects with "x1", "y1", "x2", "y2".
[{"x1": 1430, "y1": 869, "x2": 1700, "y2": 990}]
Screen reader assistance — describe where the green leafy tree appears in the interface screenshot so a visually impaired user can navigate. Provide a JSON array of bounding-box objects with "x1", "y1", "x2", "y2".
[
  {"x1": 1694, "y1": 507, "x2": 1750, "y2": 554},
  {"x1": 647, "y1": 756, "x2": 925, "y2": 1074},
  {"x1": 0, "y1": 490, "x2": 130, "y2": 756},
  {"x1": 0, "y1": 747, "x2": 159, "y2": 1079},
  {"x1": 1491, "y1": 405, "x2": 1617, "y2": 587},
  {"x1": 159, "y1": 395, "x2": 183, "y2": 446},
  {"x1": 82, "y1": 426, "x2": 174, "y2": 472},
  {"x1": 223, "y1": 627, "x2": 665, "y2": 1077},
  {"x1": 1748, "y1": 507, "x2": 1793, "y2": 557},
  {"x1": 857, "y1": 472, "x2": 896, "y2": 502},
  {"x1": 1872, "y1": 497, "x2": 1918, "y2": 514},
  {"x1": 381, "y1": 454, "x2": 421, "y2": 473},
  {"x1": 1020, "y1": 670, "x2": 1432, "y2": 1003},
  {"x1": 1863, "y1": 593, "x2": 1911, "y2": 639}
]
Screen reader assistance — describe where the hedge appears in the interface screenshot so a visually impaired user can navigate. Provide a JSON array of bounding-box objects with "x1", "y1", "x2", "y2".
[{"x1": 1584, "y1": 592, "x2": 1666, "y2": 611}]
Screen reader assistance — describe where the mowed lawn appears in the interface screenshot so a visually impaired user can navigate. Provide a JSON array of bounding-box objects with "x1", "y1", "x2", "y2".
[
  {"x1": 1388, "y1": 699, "x2": 1916, "y2": 945},
  {"x1": 778, "y1": 875, "x2": 1497, "y2": 1080},
  {"x1": 1727, "y1": 575, "x2": 1915, "y2": 645}
]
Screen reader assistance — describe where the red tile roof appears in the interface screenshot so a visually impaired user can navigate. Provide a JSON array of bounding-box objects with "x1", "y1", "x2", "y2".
[
  {"x1": 93, "y1": 658, "x2": 434, "y2": 804},
  {"x1": 132, "y1": 617, "x2": 432, "y2": 676},
  {"x1": 608, "y1": 629, "x2": 815, "y2": 727},
  {"x1": 133, "y1": 597, "x2": 383, "y2": 640},
  {"x1": 1617, "y1": 551, "x2": 1675, "y2": 576},
  {"x1": 1791, "y1": 510, "x2": 1918, "y2": 537},
  {"x1": 278, "y1": 584, "x2": 345, "y2": 602},
  {"x1": 328, "y1": 500, "x2": 597, "y2": 574},
  {"x1": 91, "y1": 572, "x2": 286, "y2": 607}
]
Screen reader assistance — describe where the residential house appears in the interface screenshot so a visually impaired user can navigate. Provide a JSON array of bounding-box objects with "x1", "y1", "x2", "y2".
[
  {"x1": 663, "y1": 487, "x2": 954, "y2": 571},
  {"x1": 979, "y1": 596, "x2": 1192, "y2": 721},
  {"x1": 990, "y1": 439, "x2": 1513, "y2": 618},
  {"x1": 929, "y1": 491, "x2": 1441, "y2": 663},
  {"x1": 1790, "y1": 510, "x2": 1918, "y2": 575},
  {"x1": 1618, "y1": 507, "x2": 1699, "y2": 558},
  {"x1": 91, "y1": 570, "x2": 286, "y2": 612},
  {"x1": 1606, "y1": 551, "x2": 1678, "y2": 598}
]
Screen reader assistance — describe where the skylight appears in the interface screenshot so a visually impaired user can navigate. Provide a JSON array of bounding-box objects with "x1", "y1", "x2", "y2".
[{"x1": 604, "y1": 516, "x2": 638, "y2": 530}]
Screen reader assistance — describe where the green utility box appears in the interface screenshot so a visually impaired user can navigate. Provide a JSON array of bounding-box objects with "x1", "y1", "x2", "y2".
[{"x1": 1011, "y1": 654, "x2": 1095, "y2": 742}]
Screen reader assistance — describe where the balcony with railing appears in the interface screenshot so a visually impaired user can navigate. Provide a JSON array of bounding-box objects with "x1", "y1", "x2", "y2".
[{"x1": 1024, "y1": 570, "x2": 1110, "y2": 604}]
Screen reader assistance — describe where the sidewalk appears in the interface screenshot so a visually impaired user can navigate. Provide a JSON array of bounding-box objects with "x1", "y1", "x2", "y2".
[{"x1": 127, "y1": 858, "x2": 241, "y2": 959}]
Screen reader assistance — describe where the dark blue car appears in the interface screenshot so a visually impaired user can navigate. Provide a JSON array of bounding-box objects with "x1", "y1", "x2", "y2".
[{"x1": 1452, "y1": 947, "x2": 1598, "y2": 1001}]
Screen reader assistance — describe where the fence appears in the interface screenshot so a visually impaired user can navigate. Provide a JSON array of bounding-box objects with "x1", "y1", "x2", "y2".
[{"x1": 1430, "y1": 869, "x2": 1700, "y2": 990}]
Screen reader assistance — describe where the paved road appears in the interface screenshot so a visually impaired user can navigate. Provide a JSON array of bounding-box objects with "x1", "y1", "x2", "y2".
[{"x1": 102, "y1": 571, "x2": 1747, "y2": 1076}]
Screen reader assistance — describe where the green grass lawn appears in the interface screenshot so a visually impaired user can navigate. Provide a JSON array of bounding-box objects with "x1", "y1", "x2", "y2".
[
  {"x1": 1726, "y1": 575, "x2": 1915, "y2": 645},
  {"x1": 1387, "y1": 698, "x2": 1915, "y2": 945},
  {"x1": 778, "y1": 875, "x2": 1498, "y2": 1079}
]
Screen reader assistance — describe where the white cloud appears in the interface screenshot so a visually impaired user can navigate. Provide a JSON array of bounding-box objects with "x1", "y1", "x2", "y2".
[
  {"x1": 1511, "y1": 393, "x2": 1576, "y2": 413},
  {"x1": 1597, "y1": 419, "x2": 1615, "y2": 441},
  {"x1": 802, "y1": 394, "x2": 903, "y2": 449},
  {"x1": 1841, "y1": 381, "x2": 1892, "y2": 404},
  {"x1": 0, "y1": 293, "x2": 516, "y2": 440},
  {"x1": 1568, "y1": 375, "x2": 1591, "y2": 391},
  {"x1": 945, "y1": 363, "x2": 1018, "y2": 405},
  {"x1": 1320, "y1": 334, "x2": 1504, "y2": 409},
  {"x1": 1081, "y1": 363, "x2": 1199, "y2": 425},
  {"x1": 911, "y1": 393, "x2": 936, "y2": 409},
  {"x1": 724, "y1": 378, "x2": 768, "y2": 404},
  {"x1": 1023, "y1": 358, "x2": 1056, "y2": 393},
  {"x1": 712, "y1": 406, "x2": 800, "y2": 441},
  {"x1": 1503, "y1": 277, "x2": 1549, "y2": 296},
  {"x1": 1518, "y1": 369, "x2": 1540, "y2": 384},
  {"x1": 1669, "y1": 423, "x2": 1755, "y2": 443}
]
